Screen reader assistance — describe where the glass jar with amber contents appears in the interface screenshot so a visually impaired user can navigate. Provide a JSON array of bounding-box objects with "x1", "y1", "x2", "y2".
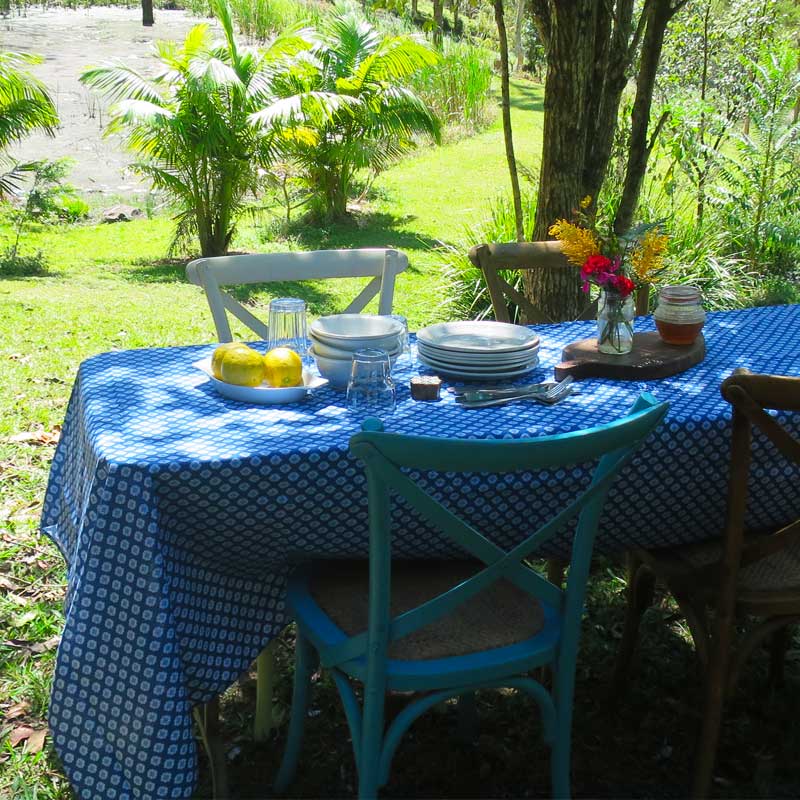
[{"x1": 654, "y1": 285, "x2": 705, "y2": 345}]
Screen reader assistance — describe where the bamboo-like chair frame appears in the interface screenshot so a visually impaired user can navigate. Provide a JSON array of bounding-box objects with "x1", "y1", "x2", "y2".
[
  {"x1": 612, "y1": 368, "x2": 800, "y2": 798},
  {"x1": 468, "y1": 241, "x2": 649, "y2": 324}
]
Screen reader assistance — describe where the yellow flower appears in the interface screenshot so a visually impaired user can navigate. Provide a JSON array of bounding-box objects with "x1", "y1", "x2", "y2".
[
  {"x1": 548, "y1": 219, "x2": 600, "y2": 267},
  {"x1": 580, "y1": 195, "x2": 592, "y2": 209},
  {"x1": 631, "y1": 229, "x2": 668, "y2": 282}
]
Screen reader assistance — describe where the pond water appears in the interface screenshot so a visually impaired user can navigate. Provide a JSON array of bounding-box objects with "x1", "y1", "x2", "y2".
[{"x1": 0, "y1": 7, "x2": 216, "y2": 194}]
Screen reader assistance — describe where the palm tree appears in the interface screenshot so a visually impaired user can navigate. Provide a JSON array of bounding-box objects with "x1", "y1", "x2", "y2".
[
  {"x1": 81, "y1": 0, "x2": 310, "y2": 257},
  {"x1": 0, "y1": 52, "x2": 59, "y2": 199},
  {"x1": 255, "y1": 7, "x2": 441, "y2": 221}
]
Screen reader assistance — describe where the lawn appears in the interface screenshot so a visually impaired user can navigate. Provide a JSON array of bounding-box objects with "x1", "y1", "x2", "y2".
[{"x1": 2, "y1": 73, "x2": 800, "y2": 800}]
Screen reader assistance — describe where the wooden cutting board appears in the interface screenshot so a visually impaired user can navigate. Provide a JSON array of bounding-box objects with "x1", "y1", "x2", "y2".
[{"x1": 554, "y1": 332, "x2": 705, "y2": 381}]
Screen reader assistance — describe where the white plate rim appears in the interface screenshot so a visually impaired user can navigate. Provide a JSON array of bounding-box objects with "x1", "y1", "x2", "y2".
[
  {"x1": 417, "y1": 353, "x2": 540, "y2": 379},
  {"x1": 310, "y1": 314, "x2": 403, "y2": 341},
  {"x1": 416, "y1": 342, "x2": 539, "y2": 365},
  {"x1": 416, "y1": 321, "x2": 539, "y2": 353}
]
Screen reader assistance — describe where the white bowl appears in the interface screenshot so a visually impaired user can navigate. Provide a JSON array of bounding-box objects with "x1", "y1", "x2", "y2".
[
  {"x1": 309, "y1": 348, "x2": 355, "y2": 390},
  {"x1": 310, "y1": 333, "x2": 402, "y2": 360},
  {"x1": 310, "y1": 346, "x2": 397, "y2": 391},
  {"x1": 311, "y1": 313, "x2": 403, "y2": 339}
]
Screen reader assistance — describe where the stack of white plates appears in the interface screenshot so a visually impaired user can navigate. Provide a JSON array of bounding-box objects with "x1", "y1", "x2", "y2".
[
  {"x1": 309, "y1": 314, "x2": 404, "y2": 388},
  {"x1": 416, "y1": 320, "x2": 540, "y2": 380}
]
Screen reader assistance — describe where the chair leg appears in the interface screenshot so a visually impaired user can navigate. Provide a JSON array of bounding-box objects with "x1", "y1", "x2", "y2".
[
  {"x1": 273, "y1": 631, "x2": 317, "y2": 794},
  {"x1": 456, "y1": 692, "x2": 478, "y2": 743},
  {"x1": 768, "y1": 625, "x2": 791, "y2": 690},
  {"x1": 358, "y1": 682, "x2": 386, "y2": 799},
  {"x1": 194, "y1": 696, "x2": 230, "y2": 799},
  {"x1": 610, "y1": 552, "x2": 655, "y2": 697},
  {"x1": 254, "y1": 641, "x2": 278, "y2": 742},
  {"x1": 691, "y1": 611, "x2": 736, "y2": 799}
]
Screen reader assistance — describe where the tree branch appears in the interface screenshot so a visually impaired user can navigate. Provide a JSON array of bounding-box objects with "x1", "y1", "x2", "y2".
[{"x1": 647, "y1": 110, "x2": 669, "y2": 153}]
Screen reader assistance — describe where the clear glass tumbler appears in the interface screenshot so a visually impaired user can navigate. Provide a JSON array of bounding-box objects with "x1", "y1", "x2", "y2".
[
  {"x1": 346, "y1": 348, "x2": 396, "y2": 418},
  {"x1": 267, "y1": 297, "x2": 308, "y2": 358},
  {"x1": 382, "y1": 314, "x2": 410, "y2": 359}
]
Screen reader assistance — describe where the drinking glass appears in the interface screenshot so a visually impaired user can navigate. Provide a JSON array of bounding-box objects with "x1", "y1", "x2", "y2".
[
  {"x1": 267, "y1": 297, "x2": 308, "y2": 358},
  {"x1": 346, "y1": 348, "x2": 396, "y2": 418},
  {"x1": 382, "y1": 314, "x2": 410, "y2": 359}
]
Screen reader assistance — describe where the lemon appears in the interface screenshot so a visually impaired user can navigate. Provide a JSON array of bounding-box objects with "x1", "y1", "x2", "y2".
[
  {"x1": 219, "y1": 347, "x2": 266, "y2": 387},
  {"x1": 263, "y1": 347, "x2": 303, "y2": 388},
  {"x1": 211, "y1": 342, "x2": 250, "y2": 379}
]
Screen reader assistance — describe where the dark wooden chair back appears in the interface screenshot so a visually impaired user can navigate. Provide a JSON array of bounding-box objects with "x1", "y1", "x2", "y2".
[
  {"x1": 719, "y1": 369, "x2": 800, "y2": 581},
  {"x1": 468, "y1": 241, "x2": 649, "y2": 324}
]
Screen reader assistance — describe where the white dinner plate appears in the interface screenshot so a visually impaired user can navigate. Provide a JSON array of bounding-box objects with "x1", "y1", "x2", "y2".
[
  {"x1": 310, "y1": 331, "x2": 402, "y2": 358},
  {"x1": 417, "y1": 341, "x2": 539, "y2": 366},
  {"x1": 194, "y1": 358, "x2": 328, "y2": 405},
  {"x1": 417, "y1": 353, "x2": 540, "y2": 380},
  {"x1": 416, "y1": 321, "x2": 540, "y2": 354}
]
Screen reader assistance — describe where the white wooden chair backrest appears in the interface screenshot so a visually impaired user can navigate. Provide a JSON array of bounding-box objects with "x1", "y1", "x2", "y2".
[{"x1": 186, "y1": 248, "x2": 409, "y2": 342}]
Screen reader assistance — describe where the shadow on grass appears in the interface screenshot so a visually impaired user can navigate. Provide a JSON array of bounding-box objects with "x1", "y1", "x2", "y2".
[
  {"x1": 194, "y1": 555, "x2": 800, "y2": 799},
  {"x1": 116, "y1": 210, "x2": 452, "y2": 312}
]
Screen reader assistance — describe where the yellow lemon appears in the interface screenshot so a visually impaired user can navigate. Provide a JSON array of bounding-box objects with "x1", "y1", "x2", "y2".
[
  {"x1": 219, "y1": 347, "x2": 266, "y2": 387},
  {"x1": 211, "y1": 342, "x2": 250, "y2": 379},
  {"x1": 263, "y1": 347, "x2": 303, "y2": 388}
]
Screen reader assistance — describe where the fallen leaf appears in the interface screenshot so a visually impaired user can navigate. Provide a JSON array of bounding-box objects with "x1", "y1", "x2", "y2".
[
  {"x1": 3, "y1": 701, "x2": 30, "y2": 720},
  {"x1": 25, "y1": 728, "x2": 47, "y2": 753},
  {"x1": 10, "y1": 610, "x2": 38, "y2": 628},
  {"x1": 6, "y1": 353, "x2": 31, "y2": 364},
  {"x1": 4, "y1": 425, "x2": 61, "y2": 446},
  {"x1": 30, "y1": 635, "x2": 60, "y2": 654},
  {"x1": 8, "y1": 726, "x2": 34, "y2": 747},
  {"x1": 0, "y1": 575, "x2": 17, "y2": 591}
]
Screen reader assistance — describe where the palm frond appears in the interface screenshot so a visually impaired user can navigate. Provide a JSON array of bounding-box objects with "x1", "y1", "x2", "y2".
[{"x1": 79, "y1": 65, "x2": 163, "y2": 105}]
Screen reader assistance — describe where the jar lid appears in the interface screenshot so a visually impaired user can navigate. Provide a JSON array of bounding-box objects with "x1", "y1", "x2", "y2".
[{"x1": 658, "y1": 285, "x2": 701, "y2": 304}]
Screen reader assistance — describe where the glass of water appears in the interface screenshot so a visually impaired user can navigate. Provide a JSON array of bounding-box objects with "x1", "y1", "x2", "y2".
[
  {"x1": 382, "y1": 314, "x2": 410, "y2": 359},
  {"x1": 267, "y1": 297, "x2": 308, "y2": 358},
  {"x1": 346, "y1": 349, "x2": 396, "y2": 418}
]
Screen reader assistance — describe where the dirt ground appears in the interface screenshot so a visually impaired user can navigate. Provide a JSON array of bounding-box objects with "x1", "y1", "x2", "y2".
[{"x1": 0, "y1": 7, "x2": 216, "y2": 195}]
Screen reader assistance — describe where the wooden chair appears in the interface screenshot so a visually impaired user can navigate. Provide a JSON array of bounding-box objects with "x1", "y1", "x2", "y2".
[
  {"x1": 186, "y1": 249, "x2": 409, "y2": 342},
  {"x1": 273, "y1": 394, "x2": 668, "y2": 798},
  {"x1": 468, "y1": 241, "x2": 649, "y2": 324},
  {"x1": 612, "y1": 369, "x2": 800, "y2": 798}
]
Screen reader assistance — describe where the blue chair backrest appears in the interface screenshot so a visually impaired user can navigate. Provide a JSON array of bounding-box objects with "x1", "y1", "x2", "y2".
[{"x1": 328, "y1": 393, "x2": 668, "y2": 669}]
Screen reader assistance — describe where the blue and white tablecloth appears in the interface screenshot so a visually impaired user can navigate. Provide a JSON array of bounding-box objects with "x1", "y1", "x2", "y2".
[{"x1": 41, "y1": 306, "x2": 800, "y2": 799}]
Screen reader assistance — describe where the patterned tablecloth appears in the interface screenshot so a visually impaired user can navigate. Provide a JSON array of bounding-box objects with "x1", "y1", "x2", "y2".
[{"x1": 41, "y1": 306, "x2": 800, "y2": 799}]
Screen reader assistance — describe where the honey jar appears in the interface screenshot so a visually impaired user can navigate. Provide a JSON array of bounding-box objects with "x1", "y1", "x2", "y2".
[{"x1": 654, "y1": 285, "x2": 705, "y2": 345}]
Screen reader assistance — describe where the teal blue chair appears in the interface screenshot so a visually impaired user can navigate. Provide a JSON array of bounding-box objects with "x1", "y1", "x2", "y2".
[{"x1": 273, "y1": 393, "x2": 668, "y2": 798}]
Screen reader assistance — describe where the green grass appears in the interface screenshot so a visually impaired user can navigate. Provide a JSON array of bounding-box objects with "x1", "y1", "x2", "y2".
[{"x1": 3, "y1": 73, "x2": 800, "y2": 800}]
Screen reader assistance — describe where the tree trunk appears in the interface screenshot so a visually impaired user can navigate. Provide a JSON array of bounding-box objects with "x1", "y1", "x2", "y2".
[
  {"x1": 513, "y1": 0, "x2": 525, "y2": 72},
  {"x1": 494, "y1": 0, "x2": 524, "y2": 243},
  {"x1": 411, "y1": 0, "x2": 418, "y2": 19},
  {"x1": 614, "y1": 0, "x2": 682, "y2": 234},
  {"x1": 142, "y1": 0, "x2": 154, "y2": 26},
  {"x1": 530, "y1": 0, "x2": 597, "y2": 321},
  {"x1": 432, "y1": 0, "x2": 444, "y2": 45},
  {"x1": 452, "y1": 0, "x2": 459, "y2": 34}
]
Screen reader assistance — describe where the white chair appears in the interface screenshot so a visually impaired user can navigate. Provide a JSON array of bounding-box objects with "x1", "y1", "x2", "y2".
[
  {"x1": 186, "y1": 248, "x2": 409, "y2": 342},
  {"x1": 185, "y1": 248, "x2": 408, "y2": 753}
]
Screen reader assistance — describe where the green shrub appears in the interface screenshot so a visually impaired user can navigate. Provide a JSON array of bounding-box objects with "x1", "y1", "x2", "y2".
[
  {"x1": 228, "y1": 0, "x2": 322, "y2": 40},
  {"x1": 409, "y1": 37, "x2": 494, "y2": 133},
  {"x1": 440, "y1": 190, "x2": 536, "y2": 322},
  {"x1": 0, "y1": 247, "x2": 48, "y2": 276}
]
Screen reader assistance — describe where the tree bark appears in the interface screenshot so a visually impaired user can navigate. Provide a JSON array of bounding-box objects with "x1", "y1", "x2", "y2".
[
  {"x1": 514, "y1": 0, "x2": 526, "y2": 72},
  {"x1": 614, "y1": 0, "x2": 686, "y2": 234},
  {"x1": 432, "y1": 0, "x2": 444, "y2": 45},
  {"x1": 494, "y1": 0, "x2": 524, "y2": 243},
  {"x1": 411, "y1": 0, "x2": 418, "y2": 19},
  {"x1": 530, "y1": 0, "x2": 597, "y2": 321},
  {"x1": 142, "y1": 0, "x2": 154, "y2": 27}
]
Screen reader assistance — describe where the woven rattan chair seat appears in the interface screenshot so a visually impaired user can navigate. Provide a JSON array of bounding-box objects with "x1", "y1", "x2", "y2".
[
  {"x1": 310, "y1": 559, "x2": 546, "y2": 661},
  {"x1": 675, "y1": 537, "x2": 800, "y2": 592}
]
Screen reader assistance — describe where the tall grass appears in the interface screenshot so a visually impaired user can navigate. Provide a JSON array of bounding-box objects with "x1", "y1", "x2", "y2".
[
  {"x1": 439, "y1": 190, "x2": 536, "y2": 322},
  {"x1": 227, "y1": 0, "x2": 321, "y2": 40},
  {"x1": 410, "y1": 38, "x2": 495, "y2": 134}
]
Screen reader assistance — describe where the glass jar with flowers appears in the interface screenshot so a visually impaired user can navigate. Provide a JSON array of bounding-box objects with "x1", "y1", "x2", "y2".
[{"x1": 549, "y1": 198, "x2": 668, "y2": 356}]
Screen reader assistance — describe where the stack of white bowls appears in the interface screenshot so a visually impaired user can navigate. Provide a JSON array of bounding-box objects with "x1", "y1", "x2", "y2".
[{"x1": 309, "y1": 314, "x2": 404, "y2": 389}]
